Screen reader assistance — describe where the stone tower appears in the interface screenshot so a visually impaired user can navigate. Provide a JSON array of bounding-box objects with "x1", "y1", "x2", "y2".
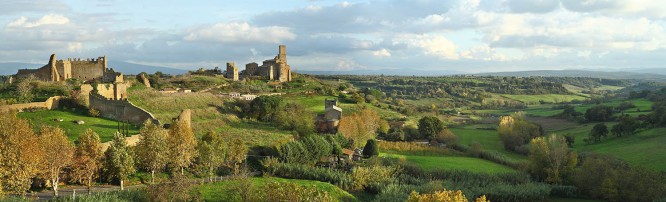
[
  {"x1": 278, "y1": 45, "x2": 287, "y2": 63},
  {"x1": 226, "y1": 62, "x2": 238, "y2": 81}
]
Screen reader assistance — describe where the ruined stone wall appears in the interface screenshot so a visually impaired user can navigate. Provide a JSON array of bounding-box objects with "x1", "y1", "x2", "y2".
[
  {"x1": 102, "y1": 69, "x2": 123, "y2": 83},
  {"x1": 91, "y1": 83, "x2": 127, "y2": 100},
  {"x1": 278, "y1": 63, "x2": 291, "y2": 82},
  {"x1": 226, "y1": 62, "x2": 238, "y2": 81},
  {"x1": 0, "y1": 96, "x2": 63, "y2": 112},
  {"x1": 67, "y1": 59, "x2": 105, "y2": 80},
  {"x1": 89, "y1": 94, "x2": 160, "y2": 126},
  {"x1": 15, "y1": 68, "x2": 48, "y2": 81},
  {"x1": 245, "y1": 62, "x2": 259, "y2": 77}
]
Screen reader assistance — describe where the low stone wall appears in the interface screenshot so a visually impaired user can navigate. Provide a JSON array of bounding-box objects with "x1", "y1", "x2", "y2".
[
  {"x1": 88, "y1": 94, "x2": 160, "y2": 126},
  {"x1": 0, "y1": 96, "x2": 63, "y2": 112}
]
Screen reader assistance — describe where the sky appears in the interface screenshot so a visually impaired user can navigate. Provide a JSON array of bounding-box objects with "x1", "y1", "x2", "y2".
[{"x1": 1, "y1": 0, "x2": 665, "y2": 73}]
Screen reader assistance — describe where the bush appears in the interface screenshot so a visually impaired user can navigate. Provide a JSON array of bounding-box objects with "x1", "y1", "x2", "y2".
[
  {"x1": 88, "y1": 108, "x2": 101, "y2": 117},
  {"x1": 266, "y1": 163, "x2": 351, "y2": 188},
  {"x1": 362, "y1": 139, "x2": 379, "y2": 158}
]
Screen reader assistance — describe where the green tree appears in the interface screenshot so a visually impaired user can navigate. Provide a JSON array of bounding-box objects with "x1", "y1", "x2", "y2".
[
  {"x1": 39, "y1": 126, "x2": 74, "y2": 196},
  {"x1": 589, "y1": 123, "x2": 609, "y2": 143},
  {"x1": 135, "y1": 120, "x2": 168, "y2": 183},
  {"x1": 498, "y1": 113, "x2": 544, "y2": 152},
  {"x1": 418, "y1": 116, "x2": 444, "y2": 140},
  {"x1": 168, "y1": 120, "x2": 197, "y2": 175},
  {"x1": 362, "y1": 139, "x2": 379, "y2": 157},
  {"x1": 528, "y1": 134, "x2": 577, "y2": 184},
  {"x1": 585, "y1": 105, "x2": 615, "y2": 122},
  {"x1": 15, "y1": 77, "x2": 34, "y2": 103},
  {"x1": 226, "y1": 138, "x2": 248, "y2": 175},
  {"x1": 249, "y1": 95, "x2": 285, "y2": 121},
  {"x1": 104, "y1": 132, "x2": 135, "y2": 190},
  {"x1": 196, "y1": 131, "x2": 226, "y2": 180},
  {"x1": 71, "y1": 129, "x2": 103, "y2": 193}
]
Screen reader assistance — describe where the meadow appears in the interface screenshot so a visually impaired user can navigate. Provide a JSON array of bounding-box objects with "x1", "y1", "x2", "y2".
[
  {"x1": 18, "y1": 109, "x2": 139, "y2": 142},
  {"x1": 197, "y1": 177, "x2": 358, "y2": 202},
  {"x1": 380, "y1": 153, "x2": 517, "y2": 174}
]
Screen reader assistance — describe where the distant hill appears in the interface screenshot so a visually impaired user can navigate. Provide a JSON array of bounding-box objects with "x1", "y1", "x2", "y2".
[
  {"x1": 0, "y1": 62, "x2": 42, "y2": 75},
  {"x1": 299, "y1": 69, "x2": 464, "y2": 76},
  {"x1": 630, "y1": 68, "x2": 666, "y2": 76},
  {"x1": 106, "y1": 61, "x2": 188, "y2": 75},
  {"x1": 473, "y1": 70, "x2": 666, "y2": 81},
  {"x1": 0, "y1": 61, "x2": 188, "y2": 76}
]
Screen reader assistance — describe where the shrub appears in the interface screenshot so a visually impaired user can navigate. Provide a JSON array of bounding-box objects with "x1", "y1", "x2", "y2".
[
  {"x1": 362, "y1": 139, "x2": 379, "y2": 158},
  {"x1": 378, "y1": 141, "x2": 451, "y2": 156},
  {"x1": 88, "y1": 108, "x2": 101, "y2": 117}
]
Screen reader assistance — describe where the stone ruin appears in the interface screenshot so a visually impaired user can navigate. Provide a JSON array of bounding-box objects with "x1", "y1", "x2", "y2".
[
  {"x1": 231, "y1": 45, "x2": 292, "y2": 82},
  {"x1": 317, "y1": 99, "x2": 342, "y2": 133},
  {"x1": 226, "y1": 62, "x2": 238, "y2": 81},
  {"x1": 14, "y1": 53, "x2": 122, "y2": 83}
]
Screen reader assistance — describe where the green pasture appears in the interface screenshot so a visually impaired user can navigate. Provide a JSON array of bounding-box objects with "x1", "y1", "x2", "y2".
[
  {"x1": 197, "y1": 177, "x2": 358, "y2": 202},
  {"x1": 381, "y1": 153, "x2": 517, "y2": 174},
  {"x1": 18, "y1": 109, "x2": 139, "y2": 142}
]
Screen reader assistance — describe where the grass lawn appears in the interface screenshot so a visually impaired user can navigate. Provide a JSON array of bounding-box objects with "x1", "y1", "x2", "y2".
[
  {"x1": 553, "y1": 123, "x2": 666, "y2": 172},
  {"x1": 450, "y1": 128, "x2": 527, "y2": 161},
  {"x1": 381, "y1": 153, "x2": 517, "y2": 174},
  {"x1": 216, "y1": 120, "x2": 294, "y2": 147},
  {"x1": 284, "y1": 95, "x2": 338, "y2": 114},
  {"x1": 577, "y1": 127, "x2": 666, "y2": 172},
  {"x1": 197, "y1": 177, "x2": 358, "y2": 202},
  {"x1": 18, "y1": 109, "x2": 139, "y2": 142}
]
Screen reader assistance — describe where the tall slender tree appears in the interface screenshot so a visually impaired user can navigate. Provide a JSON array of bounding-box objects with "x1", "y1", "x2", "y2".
[
  {"x1": 168, "y1": 120, "x2": 197, "y2": 175},
  {"x1": 105, "y1": 132, "x2": 135, "y2": 190},
  {"x1": 71, "y1": 129, "x2": 103, "y2": 193},
  {"x1": 39, "y1": 126, "x2": 75, "y2": 196},
  {"x1": 226, "y1": 138, "x2": 248, "y2": 175},
  {"x1": 196, "y1": 131, "x2": 226, "y2": 180},
  {"x1": 135, "y1": 120, "x2": 169, "y2": 184}
]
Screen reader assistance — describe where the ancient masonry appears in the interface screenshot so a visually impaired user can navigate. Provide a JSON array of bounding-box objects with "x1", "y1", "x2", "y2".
[
  {"x1": 15, "y1": 53, "x2": 122, "y2": 83},
  {"x1": 316, "y1": 99, "x2": 342, "y2": 133},
  {"x1": 226, "y1": 62, "x2": 238, "y2": 81},
  {"x1": 227, "y1": 45, "x2": 292, "y2": 82}
]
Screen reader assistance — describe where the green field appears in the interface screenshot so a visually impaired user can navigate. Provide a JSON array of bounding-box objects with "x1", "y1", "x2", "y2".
[
  {"x1": 450, "y1": 128, "x2": 527, "y2": 161},
  {"x1": 556, "y1": 125, "x2": 666, "y2": 172},
  {"x1": 381, "y1": 153, "x2": 517, "y2": 173},
  {"x1": 501, "y1": 94, "x2": 588, "y2": 104},
  {"x1": 477, "y1": 98, "x2": 654, "y2": 117},
  {"x1": 216, "y1": 121, "x2": 294, "y2": 147},
  {"x1": 197, "y1": 177, "x2": 358, "y2": 202},
  {"x1": 18, "y1": 109, "x2": 139, "y2": 142}
]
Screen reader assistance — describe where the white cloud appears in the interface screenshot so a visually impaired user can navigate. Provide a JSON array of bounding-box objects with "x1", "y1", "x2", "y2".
[
  {"x1": 371, "y1": 48, "x2": 391, "y2": 57},
  {"x1": 397, "y1": 34, "x2": 459, "y2": 60},
  {"x1": 7, "y1": 14, "x2": 70, "y2": 28},
  {"x1": 460, "y1": 45, "x2": 506, "y2": 61},
  {"x1": 183, "y1": 22, "x2": 296, "y2": 44}
]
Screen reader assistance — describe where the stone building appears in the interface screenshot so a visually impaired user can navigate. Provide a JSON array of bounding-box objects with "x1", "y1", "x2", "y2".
[
  {"x1": 316, "y1": 99, "x2": 342, "y2": 133},
  {"x1": 15, "y1": 53, "x2": 122, "y2": 83},
  {"x1": 226, "y1": 62, "x2": 238, "y2": 81},
  {"x1": 244, "y1": 45, "x2": 292, "y2": 82}
]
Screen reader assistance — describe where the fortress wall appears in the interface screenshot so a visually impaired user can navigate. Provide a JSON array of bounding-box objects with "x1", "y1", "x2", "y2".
[
  {"x1": 0, "y1": 96, "x2": 63, "y2": 112},
  {"x1": 16, "y1": 65, "x2": 52, "y2": 81},
  {"x1": 70, "y1": 61, "x2": 104, "y2": 80},
  {"x1": 89, "y1": 94, "x2": 160, "y2": 126}
]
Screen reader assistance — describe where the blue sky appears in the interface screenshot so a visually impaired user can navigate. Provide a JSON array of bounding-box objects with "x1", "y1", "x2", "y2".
[{"x1": 1, "y1": 0, "x2": 665, "y2": 73}]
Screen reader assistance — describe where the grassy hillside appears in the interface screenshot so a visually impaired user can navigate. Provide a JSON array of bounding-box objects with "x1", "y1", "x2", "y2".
[
  {"x1": 451, "y1": 127, "x2": 527, "y2": 161},
  {"x1": 501, "y1": 94, "x2": 588, "y2": 104},
  {"x1": 381, "y1": 153, "x2": 517, "y2": 174},
  {"x1": 18, "y1": 109, "x2": 139, "y2": 142},
  {"x1": 554, "y1": 124, "x2": 666, "y2": 172},
  {"x1": 198, "y1": 177, "x2": 358, "y2": 202}
]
